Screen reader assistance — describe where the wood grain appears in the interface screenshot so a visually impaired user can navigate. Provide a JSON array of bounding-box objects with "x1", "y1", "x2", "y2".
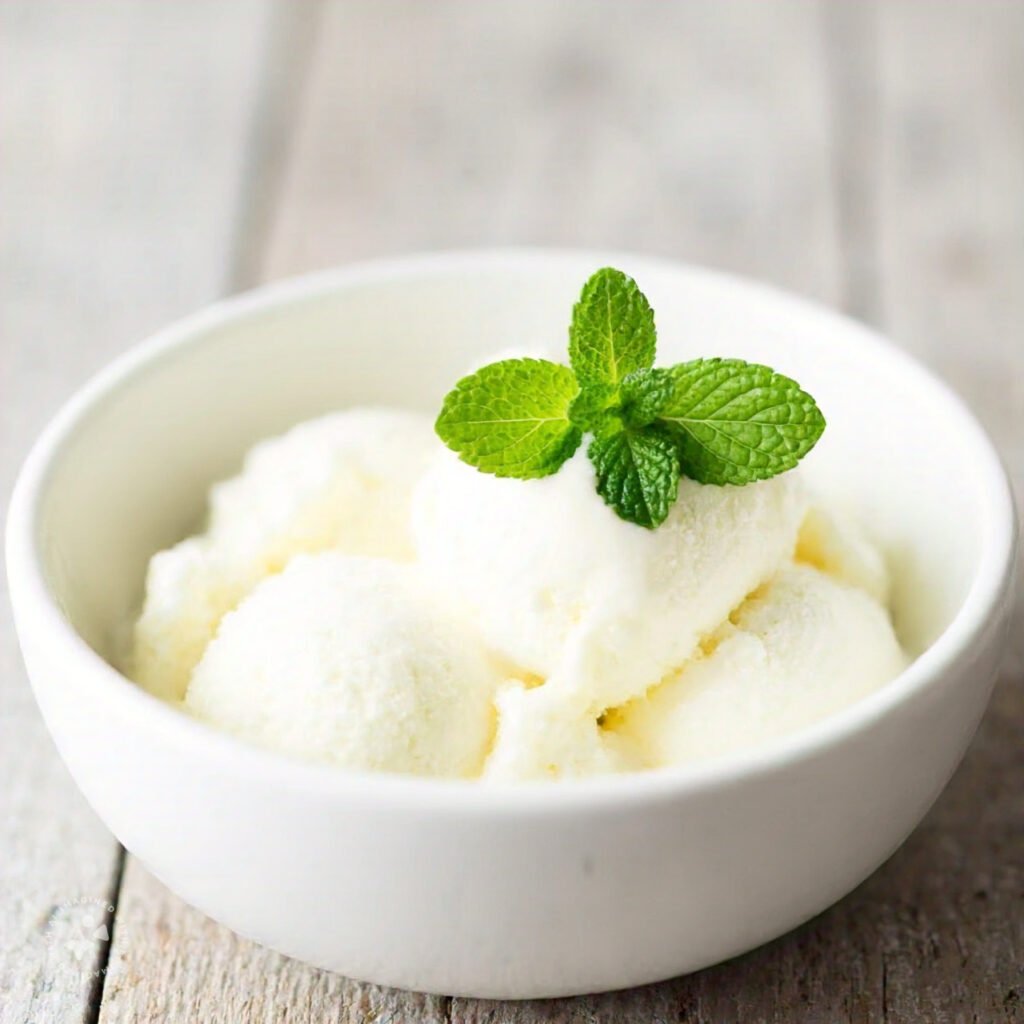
[
  {"x1": 3, "y1": 0, "x2": 1021, "y2": 1021},
  {"x1": 0, "y1": 2, "x2": 275, "y2": 1022},
  {"x1": 875, "y1": 0, "x2": 1024, "y2": 489},
  {"x1": 865, "y1": 3, "x2": 1024, "y2": 1015},
  {"x1": 261, "y1": 0, "x2": 842, "y2": 305}
]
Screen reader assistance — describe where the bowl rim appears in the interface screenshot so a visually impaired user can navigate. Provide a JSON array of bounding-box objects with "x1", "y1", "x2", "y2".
[{"x1": 6, "y1": 247, "x2": 1018, "y2": 814}]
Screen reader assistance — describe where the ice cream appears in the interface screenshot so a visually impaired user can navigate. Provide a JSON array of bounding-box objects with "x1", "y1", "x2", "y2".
[
  {"x1": 413, "y1": 450, "x2": 807, "y2": 713},
  {"x1": 130, "y1": 402, "x2": 907, "y2": 782},
  {"x1": 186, "y1": 554, "x2": 500, "y2": 777},
  {"x1": 483, "y1": 681, "x2": 641, "y2": 780},
  {"x1": 132, "y1": 409, "x2": 436, "y2": 701},
  {"x1": 413, "y1": 448, "x2": 816, "y2": 779},
  {"x1": 612, "y1": 565, "x2": 907, "y2": 767},
  {"x1": 795, "y1": 505, "x2": 891, "y2": 607}
]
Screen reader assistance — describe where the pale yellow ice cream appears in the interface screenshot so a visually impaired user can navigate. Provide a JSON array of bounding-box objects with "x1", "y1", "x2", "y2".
[
  {"x1": 186, "y1": 554, "x2": 500, "y2": 777},
  {"x1": 132, "y1": 409, "x2": 435, "y2": 701},
  {"x1": 414, "y1": 448, "x2": 818, "y2": 780},
  {"x1": 413, "y1": 450, "x2": 807, "y2": 714},
  {"x1": 130, "y1": 403, "x2": 907, "y2": 781},
  {"x1": 612, "y1": 564, "x2": 907, "y2": 767},
  {"x1": 483, "y1": 681, "x2": 641, "y2": 781},
  {"x1": 795, "y1": 505, "x2": 891, "y2": 607}
]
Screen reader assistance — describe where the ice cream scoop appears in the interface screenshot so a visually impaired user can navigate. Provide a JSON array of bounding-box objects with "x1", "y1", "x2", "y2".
[
  {"x1": 132, "y1": 401, "x2": 906, "y2": 785},
  {"x1": 132, "y1": 408, "x2": 436, "y2": 701},
  {"x1": 613, "y1": 564, "x2": 907, "y2": 766},
  {"x1": 185, "y1": 553, "x2": 501, "y2": 777},
  {"x1": 413, "y1": 448, "x2": 807, "y2": 715}
]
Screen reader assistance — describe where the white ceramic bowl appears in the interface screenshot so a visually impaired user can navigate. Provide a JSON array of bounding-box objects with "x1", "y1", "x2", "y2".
[{"x1": 6, "y1": 251, "x2": 1017, "y2": 999}]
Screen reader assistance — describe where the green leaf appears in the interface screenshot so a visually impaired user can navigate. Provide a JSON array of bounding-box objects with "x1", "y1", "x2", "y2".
[
  {"x1": 568, "y1": 386, "x2": 614, "y2": 434},
  {"x1": 658, "y1": 358, "x2": 826, "y2": 485},
  {"x1": 588, "y1": 426, "x2": 681, "y2": 529},
  {"x1": 620, "y1": 367, "x2": 674, "y2": 428},
  {"x1": 435, "y1": 358, "x2": 583, "y2": 478},
  {"x1": 569, "y1": 268, "x2": 656, "y2": 401}
]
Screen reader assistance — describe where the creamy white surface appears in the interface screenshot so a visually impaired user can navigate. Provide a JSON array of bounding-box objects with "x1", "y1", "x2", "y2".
[
  {"x1": 795, "y1": 504, "x2": 891, "y2": 607},
  {"x1": 130, "y1": 404, "x2": 907, "y2": 780},
  {"x1": 614, "y1": 564, "x2": 908, "y2": 767},
  {"x1": 413, "y1": 450, "x2": 807, "y2": 712},
  {"x1": 186, "y1": 554, "x2": 500, "y2": 777},
  {"x1": 483, "y1": 681, "x2": 640, "y2": 781},
  {"x1": 132, "y1": 408, "x2": 435, "y2": 701}
]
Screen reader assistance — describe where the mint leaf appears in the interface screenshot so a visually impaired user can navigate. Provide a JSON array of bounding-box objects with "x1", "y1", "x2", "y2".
[
  {"x1": 658, "y1": 358, "x2": 825, "y2": 485},
  {"x1": 568, "y1": 386, "x2": 615, "y2": 435},
  {"x1": 620, "y1": 367, "x2": 674, "y2": 428},
  {"x1": 436, "y1": 358, "x2": 582, "y2": 478},
  {"x1": 569, "y1": 268, "x2": 656, "y2": 400},
  {"x1": 570, "y1": 365, "x2": 672, "y2": 438},
  {"x1": 588, "y1": 427, "x2": 681, "y2": 529}
]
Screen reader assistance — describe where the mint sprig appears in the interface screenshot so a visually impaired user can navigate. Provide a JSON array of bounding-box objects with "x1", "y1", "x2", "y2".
[{"x1": 435, "y1": 267, "x2": 826, "y2": 528}]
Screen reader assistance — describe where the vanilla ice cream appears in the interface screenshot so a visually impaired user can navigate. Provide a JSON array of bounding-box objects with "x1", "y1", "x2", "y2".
[
  {"x1": 482, "y1": 681, "x2": 640, "y2": 781},
  {"x1": 414, "y1": 450, "x2": 806, "y2": 707},
  {"x1": 414, "y1": 449, "x2": 821, "y2": 780},
  {"x1": 131, "y1": 401, "x2": 907, "y2": 781},
  {"x1": 132, "y1": 409, "x2": 435, "y2": 701},
  {"x1": 613, "y1": 565, "x2": 907, "y2": 766},
  {"x1": 796, "y1": 504, "x2": 891, "y2": 606},
  {"x1": 186, "y1": 554, "x2": 500, "y2": 776}
]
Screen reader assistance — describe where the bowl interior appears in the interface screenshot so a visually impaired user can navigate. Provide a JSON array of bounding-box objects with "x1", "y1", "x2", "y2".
[{"x1": 30, "y1": 253, "x2": 1000, "y2": 676}]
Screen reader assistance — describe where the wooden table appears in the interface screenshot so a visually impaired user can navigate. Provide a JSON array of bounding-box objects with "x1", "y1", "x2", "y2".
[{"x1": 2, "y1": 2, "x2": 1021, "y2": 1021}]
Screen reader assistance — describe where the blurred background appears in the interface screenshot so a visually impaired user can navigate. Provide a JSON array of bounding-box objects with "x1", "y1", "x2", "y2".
[{"x1": 1, "y1": 2, "x2": 1021, "y2": 1022}]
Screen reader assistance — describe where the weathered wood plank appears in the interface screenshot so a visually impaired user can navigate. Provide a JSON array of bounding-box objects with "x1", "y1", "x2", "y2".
[
  {"x1": 440, "y1": 3, "x2": 846, "y2": 1017},
  {"x1": 262, "y1": 0, "x2": 842, "y2": 306},
  {"x1": 0, "y1": 2, "x2": 275, "y2": 1022},
  {"x1": 864, "y1": 1, "x2": 1024, "y2": 1018},
  {"x1": 875, "y1": 0, "x2": 1024, "y2": 490}
]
